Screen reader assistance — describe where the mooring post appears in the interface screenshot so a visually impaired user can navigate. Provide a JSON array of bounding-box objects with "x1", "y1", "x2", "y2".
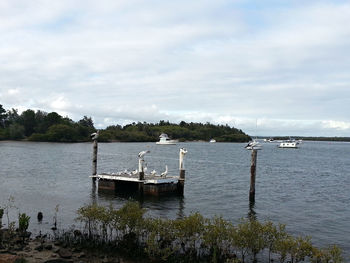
[
  {"x1": 249, "y1": 149, "x2": 257, "y2": 203},
  {"x1": 138, "y1": 150, "x2": 150, "y2": 181},
  {"x1": 178, "y1": 148, "x2": 187, "y2": 194},
  {"x1": 91, "y1": 131, "x2": 99, "y2": 183},
  {"x1": 138, "y1": 158, "x2": 144, "y2": 180}
]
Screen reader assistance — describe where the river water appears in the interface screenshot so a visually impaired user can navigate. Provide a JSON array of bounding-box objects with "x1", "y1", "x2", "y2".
[{"x1": 0, "y1": 141, "x2": 349, "y2": 257}]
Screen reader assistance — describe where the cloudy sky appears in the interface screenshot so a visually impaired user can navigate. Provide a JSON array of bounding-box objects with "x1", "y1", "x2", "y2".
[{"x1": 1, "y1": 0, "x2": 350, "y2": 136}]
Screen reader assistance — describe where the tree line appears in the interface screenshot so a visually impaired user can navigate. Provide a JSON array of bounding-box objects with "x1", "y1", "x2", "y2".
[
  {"x1": 0, "y1": 104, "x2": 95, "y2": 142},
  {"x1": 0, "y1": 105, "x2": 251, "y2": 142}
]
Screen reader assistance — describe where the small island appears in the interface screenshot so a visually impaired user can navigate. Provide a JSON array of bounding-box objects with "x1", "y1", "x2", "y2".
[{"x1": 0, "y1": 105, "x2": 251, "y2": 143}]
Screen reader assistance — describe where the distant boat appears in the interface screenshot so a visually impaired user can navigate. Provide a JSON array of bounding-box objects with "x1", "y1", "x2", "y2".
[
  {"x1": 209, "y1": 139, "x2": 216, "y2": 143},
  {"x1": 245, "y1": 140, "x2": 262, "y2": 150},
  {"x1": 278, "y1": 139, "x2": 300, "y2": 148},
  {"x1": 156, "y1": 133, "x2": 177, "y2": 145}
]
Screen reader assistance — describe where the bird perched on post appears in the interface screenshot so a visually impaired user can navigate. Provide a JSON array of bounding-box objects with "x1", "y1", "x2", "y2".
[
  {"x1": 90, "y1": 131, "x2": 99, "y2": 140},
  {"x1": 138, "y1": 150, "x2": 150, "y2": 160}
]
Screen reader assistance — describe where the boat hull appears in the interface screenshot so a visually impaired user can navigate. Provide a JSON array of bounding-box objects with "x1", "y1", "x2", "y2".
[
  {"x1": 278, "y1": 142, "x2": 299, "y2": 148},
  {"x1": 156, "y1": 141, "x2": 177, "y2": 145}
]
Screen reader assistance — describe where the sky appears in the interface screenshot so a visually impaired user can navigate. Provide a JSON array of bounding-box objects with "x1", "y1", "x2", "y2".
[{"x1": 1, "y1": 0, "x2": 350, "y2": 136}]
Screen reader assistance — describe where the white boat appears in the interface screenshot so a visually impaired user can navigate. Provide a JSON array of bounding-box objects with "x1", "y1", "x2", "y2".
[
  {"x1": 245, "y1": 140, "x2": 262, "y2": 150},
  {"x1": 278, "y1": 139, "x2": 299, "y2": 148},
  {"x1": 156, "y1": 133, "x2": 177, "y2": 145},
  {"x1": 209, "y1": 139, "x2": 216, "y2": 143}
]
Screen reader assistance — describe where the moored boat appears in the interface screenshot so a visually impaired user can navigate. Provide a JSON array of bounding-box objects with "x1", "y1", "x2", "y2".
[
  {"x1": 278, "y1": 139, "x2": 299, "y2": 148},
  {"x1": 156, "y1": 133, "x2": 177, "y2": 145}
]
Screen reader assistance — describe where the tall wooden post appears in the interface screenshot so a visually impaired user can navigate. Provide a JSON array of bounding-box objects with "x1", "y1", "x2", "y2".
[
  {"x1": 138, "y1": 158, "x2": 144, "y2": 180},
  {"x1": 178, "y1": 148, "x2": 187, "y2": 195},
  {"x1": 249, "y1": 149, "x2": 257, "y2": 202},
  {"x1": 92, "y1": 139, "x2": 98, "y2": 183}
]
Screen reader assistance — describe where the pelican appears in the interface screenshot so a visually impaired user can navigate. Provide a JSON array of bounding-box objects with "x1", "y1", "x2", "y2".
[
  {"x1": 138, "y1": 150, "x2": 150, "y2": 159},
  {"x1": 90, "y1": 131, "x2": 99, "y2": 140},
  {"x1": 180, "y1": 148, "x2": 188, "y2": 154},
  {"x1": 161, "y1": 165, "x2": 168, "y2": 177}
]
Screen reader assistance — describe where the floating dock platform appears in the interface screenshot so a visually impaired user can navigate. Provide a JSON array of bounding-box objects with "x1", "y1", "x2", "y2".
[
  {"x1": 90, "y1": 135, "x2": 187, "y2": 196},
  {"x1": 91, "y1": 172, "x2": 184, "y2": 196}
]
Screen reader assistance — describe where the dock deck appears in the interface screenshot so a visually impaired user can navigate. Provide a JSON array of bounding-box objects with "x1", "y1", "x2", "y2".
[
  {"x1": 91, "y1": 172, "x2": 184, "y2": 196},
  {"x1": 91, "y1": 172, "x2": 179, "y2": 184}
]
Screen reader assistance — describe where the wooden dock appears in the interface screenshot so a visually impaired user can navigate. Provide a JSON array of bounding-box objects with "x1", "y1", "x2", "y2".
[
  {"x1": 91, "y1": 133, "x2": 187, "y2": 196},
  {"x1": 91, "y1": 172, "x2": 183, "y2": 196}
]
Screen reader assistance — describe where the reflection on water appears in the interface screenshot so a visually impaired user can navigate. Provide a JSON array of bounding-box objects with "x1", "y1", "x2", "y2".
[
  {"x1": 248, "y1": 201, "x2": 257, "y2": 221},
  {"x1": 96, "y1": 188, "x2": 185, "y2": 219}
]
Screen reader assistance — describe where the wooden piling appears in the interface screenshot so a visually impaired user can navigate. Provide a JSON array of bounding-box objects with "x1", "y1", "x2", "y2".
[
  {"x1": 139, "y1": 171, "x2": 144, "y2": 181},
  {"x1": 177, "y1": 169, "x2": 185, "y2": 195},
  {"x1": 92, "y1": 139, "x2": 98, "y2": 182},
  {"x1": 179, "y1": 169, "x2": 185, "y2": 181},
  {"x1": 249, "y1": 149, "x2": 257, "y2": 202}
]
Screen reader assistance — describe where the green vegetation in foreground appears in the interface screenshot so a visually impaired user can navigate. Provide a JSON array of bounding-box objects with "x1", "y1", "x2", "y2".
[
  {"x1": 0, "y1": 200, "x2": 344, "y2": 263},
  {"x1": 71, "y1": 202, "x2": 344, "y2": 262},
  {"x1": 0, "y1": 104, "x2": 250, "y2": 142}
]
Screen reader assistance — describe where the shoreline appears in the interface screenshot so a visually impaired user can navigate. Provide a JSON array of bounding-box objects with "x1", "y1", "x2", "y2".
[{"x1": 0, "y1": 231, "x2": 137, "y2": 263}]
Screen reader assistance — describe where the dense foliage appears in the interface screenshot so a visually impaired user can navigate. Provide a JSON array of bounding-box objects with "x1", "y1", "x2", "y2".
[
  {"x1": 69, "y1": 202, "x2": 343, "y2": 263},
  {"x1": 100, "y1": 120, "x2": 250, "y2": 142},
  {"x1": 0, "y1": 105, "x2": 251, "y2": 142},
  {"x1": 0, "y1": 104, "x2": 95, "y2": 142}
]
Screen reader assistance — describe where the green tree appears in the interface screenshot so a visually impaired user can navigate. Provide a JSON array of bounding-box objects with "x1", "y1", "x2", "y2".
[
  {"x1": 46, "y1": 124, "x2": 78, "y2": 142},
  {"x1": 8, "y1": 123, "x2": 25, "y2": 140},
  {"x1": 5, "y1": 108, "x2": 20, "y2": 127},
  {"x1": 20, "y1": 109, "x2": 36, "y2": 136},
  {"x1": 0, "y1": 104, "x2": 7, "y2": 128},
  {"x1": 78, "y1": 116, "x2": 95, "y2": 129},
  {"x1": 44, "y1": 112, "x2": 62, "y2": 128}
]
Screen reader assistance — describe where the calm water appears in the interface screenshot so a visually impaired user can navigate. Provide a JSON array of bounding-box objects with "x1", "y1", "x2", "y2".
[{"x1": 0, "y1": 141, "x2": 349, "y2": 257}]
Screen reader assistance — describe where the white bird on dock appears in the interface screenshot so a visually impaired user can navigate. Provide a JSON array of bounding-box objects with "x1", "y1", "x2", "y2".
[
  {"x1": 150, "y1": 170, "x2": 157, "y2": 176},
  {"x1": 138, "y1": 150, "x2": 150, "y2": 160},
  {"x1": 132, "y1": 169, "x2": 138, "y2": 175},
  {"x1": 161, "y1": 165, "x2": 168, "y2": 177},
  {"x1": 90, "y1": 131, "x2": 99, "y2": 140}
]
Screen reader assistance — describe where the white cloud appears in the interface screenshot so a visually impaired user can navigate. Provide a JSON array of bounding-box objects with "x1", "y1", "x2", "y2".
[
  {"x1": 321, "y1": 120, "x2": 350, "y2": 131},
  {"x1": 0, "y1": 0, "x2": 350, "y2": 136}
]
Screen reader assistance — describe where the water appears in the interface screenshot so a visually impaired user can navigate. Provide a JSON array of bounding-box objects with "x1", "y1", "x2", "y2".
[{"x1": 0, "y1": 141, "x2": 349, "y2": 257}]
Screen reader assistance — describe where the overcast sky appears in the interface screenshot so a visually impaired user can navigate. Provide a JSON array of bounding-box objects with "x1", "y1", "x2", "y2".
[{"x1": 1, "y1": 0, "x2": 350, "y2": 136}]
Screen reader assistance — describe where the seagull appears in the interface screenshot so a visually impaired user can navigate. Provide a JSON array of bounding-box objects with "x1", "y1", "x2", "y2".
[
  {"x1": 138, "y1": 150, "x2": 150, "y2": 159},
  {"x1": 161, "y1": 165, "x2": 168, "y2": 177},
  {"x1": 132, "y1": 169, "x2": 138, "y2": 175},
  {"x1": 90, "y1": 131, "x2": 99, "y2": 140},
  {"x1": 150, "y1": 170, "x2": 157, "y2": 176}
]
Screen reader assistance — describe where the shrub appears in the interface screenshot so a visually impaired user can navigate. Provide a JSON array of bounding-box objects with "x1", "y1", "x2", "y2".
[{"x1": 18, "y1": 213, "x2": 30, "y2": 233}]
